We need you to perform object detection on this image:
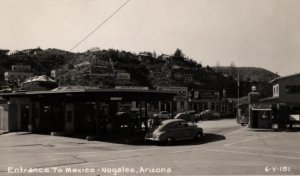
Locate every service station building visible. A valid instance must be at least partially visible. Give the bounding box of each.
[0,87,176,136]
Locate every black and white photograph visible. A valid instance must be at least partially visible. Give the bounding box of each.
[1,0,300,175]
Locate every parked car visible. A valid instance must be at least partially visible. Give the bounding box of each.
[195,110,220,120]
[153,111,171,119]
[238,115,249,126]
[115,111,141,128]
[145,119,204,145]
[174,111,198,122]
[149,111,172,128]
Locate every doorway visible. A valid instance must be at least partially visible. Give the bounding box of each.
[21,105,30,131]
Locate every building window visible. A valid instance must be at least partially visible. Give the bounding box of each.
[180,101,185,109]
[203,102,208,110]
[286,85,300,94]
[273,84,279,97]
[211,102,215,111]
[198,104,203,112]
[222,103,227,112]
[216,103,221,112]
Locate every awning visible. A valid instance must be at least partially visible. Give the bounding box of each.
[260,96,279,103]
[251,108,272,111]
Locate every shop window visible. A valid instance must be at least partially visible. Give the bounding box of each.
[67,111,73,122]
[221,103,227,112]
[180,101,185,109]
[43,106,51,113]
[173,101,177,112]
[154,102,159,109]
[198,104,202,112]
[211,102,215,111]
[148,103,154,111]
[135,101,140,108]
[203,103,208,110]
[98,106,108,119]
[286,85,300,94]
[216,103,221,112]
[273,84,279,97]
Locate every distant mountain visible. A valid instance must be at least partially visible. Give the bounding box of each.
[213,66,278,82]
[213,66,278,97]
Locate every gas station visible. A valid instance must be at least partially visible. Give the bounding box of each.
[0,87,176,136]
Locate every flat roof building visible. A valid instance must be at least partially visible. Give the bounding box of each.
[0,88,176,136]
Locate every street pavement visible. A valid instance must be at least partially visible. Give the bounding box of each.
[0,119,300,175]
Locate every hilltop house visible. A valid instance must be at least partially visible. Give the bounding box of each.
[4,65,34,86]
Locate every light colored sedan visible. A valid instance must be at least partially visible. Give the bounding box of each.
[145,119,204,145]
[196,110,220,120]
[153,111,171,119]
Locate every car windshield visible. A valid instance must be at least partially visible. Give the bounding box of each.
[148,122,164,132]
[174,113,183,118]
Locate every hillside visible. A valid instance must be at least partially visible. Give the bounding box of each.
[0,48,75,86]
[0,48,277,98]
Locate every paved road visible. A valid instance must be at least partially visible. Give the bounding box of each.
[0,119,300,175]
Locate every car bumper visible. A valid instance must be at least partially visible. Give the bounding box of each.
[145,137,160,142]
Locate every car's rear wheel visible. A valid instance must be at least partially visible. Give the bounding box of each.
[195,132,203,141]
[166,137,174,145]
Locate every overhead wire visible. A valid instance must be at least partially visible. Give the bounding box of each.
[69,0,131,52]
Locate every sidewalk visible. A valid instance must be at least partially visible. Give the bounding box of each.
[0,130,8,135]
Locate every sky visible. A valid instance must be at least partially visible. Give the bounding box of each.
[1,0,300,76]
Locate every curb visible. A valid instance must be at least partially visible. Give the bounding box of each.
[0,131,9,135]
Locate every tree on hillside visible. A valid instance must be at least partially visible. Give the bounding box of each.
[214,61,221,73]
[152,50,157,58]
[173,48,185,62]
[0,49,9,57]
[228,61,238,79]
[174,48,184,58]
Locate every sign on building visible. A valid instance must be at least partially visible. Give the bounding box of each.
[156,86,188,99]
[116,72,130,80]
[115,86,149,90]
[193,89,219,100]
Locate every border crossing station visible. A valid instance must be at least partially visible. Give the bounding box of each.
[237,73,300,130]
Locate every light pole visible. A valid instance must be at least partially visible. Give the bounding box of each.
[237,70,240,123]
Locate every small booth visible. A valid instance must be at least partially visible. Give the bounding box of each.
[248,103,272,129]
[237,86,272,129]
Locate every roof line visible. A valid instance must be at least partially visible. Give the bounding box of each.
[270,73,300,83]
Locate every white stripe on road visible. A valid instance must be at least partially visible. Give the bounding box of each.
[228,145,300,155]
[224,128,242,136]
[0,146,171,169]
[207,148,300,161]
[223,133,282,147]
[0,156,77,167]
[43,146,209,168]
[0,146,166,157]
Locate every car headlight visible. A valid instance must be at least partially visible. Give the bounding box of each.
[153,132,163,140]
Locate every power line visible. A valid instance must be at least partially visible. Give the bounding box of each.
[70,0,131,52]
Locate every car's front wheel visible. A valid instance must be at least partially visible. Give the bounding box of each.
[166,137,174,145]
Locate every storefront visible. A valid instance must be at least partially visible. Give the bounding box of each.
[191,89,234,116]
[0,88,176,135]
[156,86,189,114]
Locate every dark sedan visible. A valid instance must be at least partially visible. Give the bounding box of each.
[145,119,204,145]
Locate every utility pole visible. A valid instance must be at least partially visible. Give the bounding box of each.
[108,57,111,88]
[237,70,240,123]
